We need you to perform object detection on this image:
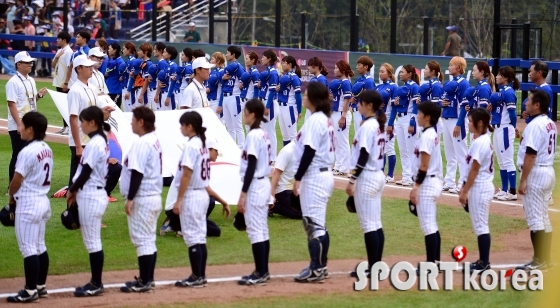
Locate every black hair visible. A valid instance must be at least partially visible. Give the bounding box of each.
[283,55,302,78]
[21,112,47,141]
[244,99,268,130]
[192,48,205,59]
[109,42,121,57]
[165,46,178,60]
[262,49,277,65]
[57,31,71,43]
[529,89,551,115]
[179,112,206,148]
[182,47,193,62]
[358,90,386,132]
[76,30,91,42]
[154,42,166,54]
[531,60,549,78]
[308,56,328,76]
[498,66,520,90]
[402,64,420,84]
[79,106,110,142]
[132,106,156,133]
[226,45,241,59]
[306,82,331,117]
[417,101,441,126]
[469,108,493,134]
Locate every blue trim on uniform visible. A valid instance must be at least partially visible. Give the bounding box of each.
[171,96,176,110]
[289,106,296,125]
[409,115,417,136]
[503,126,509,150]
[460,123,466,140]
[143,91,148,105]
[270,101,275,120]
[236,96,242,114]
[158,91,163,108]
[500,170,508,192]
[131,89,136,106]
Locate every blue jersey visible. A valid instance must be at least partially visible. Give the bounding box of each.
[70,45,90,63]
[240,66,260,99]
[352,74,376,107]
[522,83,554,122]
[126,58,147,92]
[309,74,328,88]
[329,78,352,112]
[258,66,279,110]
[180,62,193,91]
[118,55,135,89]
[388,81,419,126]
[106,56,124,95]
[490,84,517,126]
[470,79,492,109]
[221,61,245,95]
[156,59,171,93]
[441,75,469,119]
[376,80,398,114]
[99,54,108,75]
[147,65,158,90]
[277,71,302,103]
[208,68,224,100]
[418,78,444,105]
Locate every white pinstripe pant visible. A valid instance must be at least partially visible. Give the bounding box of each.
[355,170,385,233]
[128,195,162,256]
[180,189,210,247]
[77,188,109,253]
[417,177,442,235]
[245,178,271,244]
[331,111,352,173]
[300,170,334,238]
[523,166,555,232]
[15,196,51,258]
[468,182,494,235]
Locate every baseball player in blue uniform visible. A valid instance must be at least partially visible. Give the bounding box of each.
[127,44,152,110]
[468,61,494,111]
[277,55,302,145]
[346,90,387,278]
[459,108,495,273]
[152,42,168,110]
[120,42,136,112]
[208,52,225,117]
[240,51,261,101]
[106,42,125,108]
[377,63,399,183]
[420,61,444,134]
[522,60,554,122]
[66,106,111,297]
[489,66,519,201]
[351,56,376,133]
[293,82,335,283]
[330,60,353,176]
[6,112,52,303]
[158,46,178,110]
[237,99,272,286]
[516,89,556,270]
[258,50,280,164]
[168,48,193,108]
[306,56,329,120]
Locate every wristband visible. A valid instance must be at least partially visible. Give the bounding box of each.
[415,170,427,185]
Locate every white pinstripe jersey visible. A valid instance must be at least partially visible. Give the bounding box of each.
[413,126,442,175]
[174,136,209,190]
[517,114,557,167]
[240,128,271,178]
[350,117,384,171]
[14,140,53,198]
[293,111,335,172]
[120,132,163,197]
[467,134,494,184]
[73,134,109,188]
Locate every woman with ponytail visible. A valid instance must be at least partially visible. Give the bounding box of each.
[258,49,279,163]
[277,55,303,145]
[237,99,272,286]
[173,111,210,288]
[376,63,399,183]
[66,106,111,297]
[307,56,329,121]
[346,90,387,278]
[421,61,445,134]
[469,61,495,110]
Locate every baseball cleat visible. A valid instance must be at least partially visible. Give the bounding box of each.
[548,197,554,206]
[469,260,491,274]
[176,231,183,237]
[159,219,174,236]
[56,127,69,135]
[74,282,104,297]
[294,267,325,283]
[125,277,155,288]
[448,187,461,194]
[395,180,404,185]
[238,272,269,286]
[175,275,205,288]
[332,169,345,176]
[6,289,39,303]
[385,176,395,183]
[350,269,370,278]
[497,192,517,201]
[121,277,153,293]
[494,190,506,199]
[516,257,547,271]
[442,185,453,191]
[37,286,48,298]
[400,180,414,187]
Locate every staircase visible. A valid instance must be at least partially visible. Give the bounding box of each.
[130,0,231,42]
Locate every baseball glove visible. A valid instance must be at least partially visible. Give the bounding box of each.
[408,200,418,217]
[290,193,301,212]
[462,200,469,213]
[61,203,80,230]
[233,212,246,231]
[346,196,356,213]
[0,203,16,227]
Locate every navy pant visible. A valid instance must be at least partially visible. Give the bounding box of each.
[272,190,303,219]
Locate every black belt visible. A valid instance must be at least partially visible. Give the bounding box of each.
[398,112,408,117]
[149,87,157,91]
[80,186,103,191]
[319,167,328,172]
[242,98,248,102]
[278,102,290,106]
[223,92,233,97]
[443,117,457,120]
[538,165,552,167]
[492,124,500,128]
[256,176,265,179]
[412,175,437,181]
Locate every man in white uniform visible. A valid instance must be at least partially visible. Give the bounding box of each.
[52,31,73,135]
[180,57,213,109]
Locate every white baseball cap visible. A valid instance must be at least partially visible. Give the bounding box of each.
[14,51,36,63]
[7,0,15,4]
[192,57,214,70]
[88,47,105,58]
[73,54,97,67]
[206,137,220,153]
[188,22,195,27]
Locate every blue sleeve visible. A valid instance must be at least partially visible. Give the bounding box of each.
[240,72,251,86]
[99,59,108,75]
[218,90,224,107]
[409,113,417,127]
[266,91,275,109]
[365,78,375,90]
[269,72,279,88]
[292,76,302,93]
[127,72,134,92]
[342,80,352,99]
[321,76,329,88]
[388,107,397,127]
[521,98,527,113]
[295,92,302,114]
[225,63,237,76]
[167,81,176,98]
[457,106,467,127]
[456,81,470,126]
[432,85,443,105]
[508,109,517,128]
[477,87,491,108]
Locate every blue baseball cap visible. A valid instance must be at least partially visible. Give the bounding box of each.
[446,25,457,31]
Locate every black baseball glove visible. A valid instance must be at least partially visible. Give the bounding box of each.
[0,203,16,227]
[233,211,246,231]
[408,200,418,217]
[346,196,356,213]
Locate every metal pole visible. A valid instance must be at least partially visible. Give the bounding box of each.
[390,0,397,53]
[209,0,215,44]
[423,17,430,55]
[350,0,358,51]
[300,12,306,49]
[511,18,517,58]
[552,69,558,121]
[251,0,256,43]
[521,22,530,103]
[165,12,171,42]
[491,0,501,79]
[275,0,281,47]
[63,0,69,32]
[227,0,232,44]
[151,1,157,41]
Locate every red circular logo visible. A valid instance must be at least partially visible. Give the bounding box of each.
[452,246,467,262]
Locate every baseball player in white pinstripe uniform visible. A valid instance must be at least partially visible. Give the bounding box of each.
[346,91,387,278]
[119,106,162,293]
[237,99,272,286]
[293,82,335,283]
[409,101,443,268]
[66,106,110,297]
[459,108,495,273]
[173,111,211,288]
[516,89,557,271]
[7,112,52,303]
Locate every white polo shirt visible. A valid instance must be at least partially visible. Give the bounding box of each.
[53,45,73,88]
[89,69,109,95]
[6,72,38,131]
[67,46,89,88]
[67,79,106,147]
[181,78,209,109]
[274,141,296,193]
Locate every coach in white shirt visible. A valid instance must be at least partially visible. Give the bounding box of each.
[52,31,74,134]
[88,47,109,95]
[6,51,47,185]
[269,140,302,219]
[179,57,213,109]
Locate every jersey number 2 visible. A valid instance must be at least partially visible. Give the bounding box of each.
[43,163,51,186]
[200,159,211,180]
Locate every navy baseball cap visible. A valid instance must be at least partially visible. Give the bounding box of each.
[446,25,458,31]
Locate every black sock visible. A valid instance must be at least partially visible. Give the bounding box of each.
[307,237,322,270]
[377,228,385,262]
[188,244,202,278]
[138,255,152,282]
[251,241,266,276]
[24,255,39,290]
[543,232,553,263]
[200,244,208,277]
[532,230,545,261]
[264,240,270,273]
[435,231,441,261]
[530,230,537,259]
[89,250,104,286]
[424,233,438,263]
[151,252,157,281]
[320,232,330,267]
[364,231,379,269]
[477,234,491,265]
[38,251,49,286]
[509,188,517,195]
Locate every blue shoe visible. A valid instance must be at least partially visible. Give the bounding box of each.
[294,267,325,283]
[159,219,174,236]
[74,282,104,297]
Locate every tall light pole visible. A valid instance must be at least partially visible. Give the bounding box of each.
[251,0,256,43]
